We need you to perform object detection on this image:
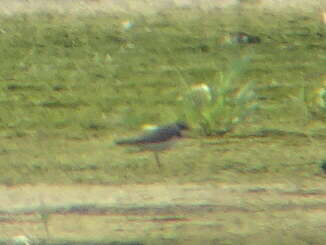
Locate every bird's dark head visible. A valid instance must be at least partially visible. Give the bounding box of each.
[175,121,189,131]
[321,160,326,174]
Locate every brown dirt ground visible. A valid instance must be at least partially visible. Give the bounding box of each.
[0,0,324,16]
[1,180,326,241]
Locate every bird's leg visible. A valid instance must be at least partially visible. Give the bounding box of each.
[154,152,161,168]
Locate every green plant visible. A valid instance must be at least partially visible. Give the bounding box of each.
[295,83,326,122]
[308,87,326,121]
[180,57,258,136]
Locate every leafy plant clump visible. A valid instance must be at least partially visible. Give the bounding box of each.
[180,57,258,136]
[302,85,326,121]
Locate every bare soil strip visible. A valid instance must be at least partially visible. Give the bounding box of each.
[0,0,323,16]
[1,183,326,241]
[1,183,326,213]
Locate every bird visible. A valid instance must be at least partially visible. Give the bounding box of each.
[321,160,326,174]
[115,122,189,167]
[227,32,261,44]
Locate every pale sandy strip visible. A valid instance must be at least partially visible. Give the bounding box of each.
[0,0,324,16]
[0,182,325,212]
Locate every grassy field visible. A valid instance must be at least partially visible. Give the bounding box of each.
[0,0,325,244]
[0,1,324,184]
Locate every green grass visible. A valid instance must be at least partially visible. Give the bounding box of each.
[0,3,325,185]
[0,2,326,244]
[0,8,323,133]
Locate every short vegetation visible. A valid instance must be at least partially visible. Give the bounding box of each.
[0,0,326,244]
